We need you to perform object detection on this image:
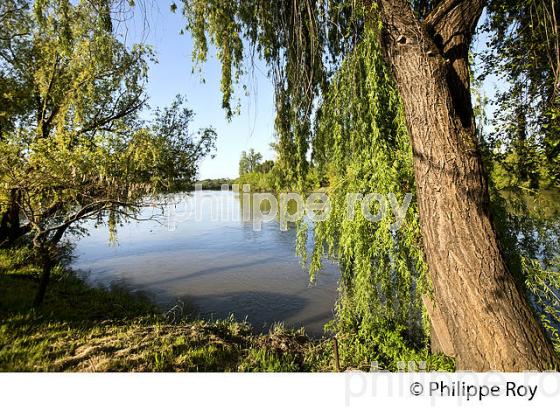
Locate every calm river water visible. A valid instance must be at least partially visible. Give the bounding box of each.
[73,190,340,336]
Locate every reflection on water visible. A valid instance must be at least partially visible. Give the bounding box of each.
[73,190,340,336]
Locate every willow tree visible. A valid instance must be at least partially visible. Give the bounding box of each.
[0,0,216,305]
[179,0,559,370]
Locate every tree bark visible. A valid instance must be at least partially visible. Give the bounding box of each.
[32,226,68,307]
[377,0,559,370]
[34,256,52,307]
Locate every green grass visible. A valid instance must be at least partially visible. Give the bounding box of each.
[0,249,334,372]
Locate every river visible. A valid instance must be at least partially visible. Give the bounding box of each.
[73,190,340,336]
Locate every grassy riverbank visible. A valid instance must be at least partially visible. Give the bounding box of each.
[0,250,333,372]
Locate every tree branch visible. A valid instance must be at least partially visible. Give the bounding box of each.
[377,0,485,131]
[424,0,485,46]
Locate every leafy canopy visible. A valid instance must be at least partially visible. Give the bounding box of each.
[0,0,216,260]
[179,0,560,367]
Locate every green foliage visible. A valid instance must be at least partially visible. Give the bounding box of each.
[237,148,289,191]
[332,323,454,371]
[306,22,436,369]
[0,246,38,273]
[180,0,560,368]
[181,1,453,368]
[197,178,235,190]
[486,181,560,354]
[479,0,560,186]
[182,1,449,190]
[238,148,263,176]
[473,24,560,354]
[148,95,217,192]
[236,171,277,192]
[0,1,216,275]
[182,0,372,189]
[255,159,274,174]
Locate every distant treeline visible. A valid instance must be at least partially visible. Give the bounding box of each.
[196,178,235,190]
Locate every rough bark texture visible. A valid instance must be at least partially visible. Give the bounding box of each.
[377,0,559,370]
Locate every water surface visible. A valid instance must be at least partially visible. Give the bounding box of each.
[73,190,339,336]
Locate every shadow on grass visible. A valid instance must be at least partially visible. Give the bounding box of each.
[0,272,157,325]
[0,256,331,372]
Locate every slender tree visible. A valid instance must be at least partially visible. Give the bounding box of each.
[239,148,264,175]
[239,151,249,176]
[246,148,263,172]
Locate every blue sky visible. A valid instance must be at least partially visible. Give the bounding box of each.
[117,4,276,180]
[117,5,500,180]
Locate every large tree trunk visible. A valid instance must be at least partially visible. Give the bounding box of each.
[377,0,559,370]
